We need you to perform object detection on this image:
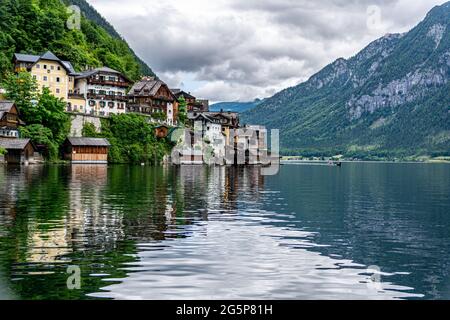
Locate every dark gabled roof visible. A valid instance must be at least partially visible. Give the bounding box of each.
[0,138,32,150]
[14,53,40,63]
[62,61,77,74]
[171,89,196,100]
[129,78,176,100]
[14,51,73,74]
[192,113,220,124]
[66,137,111,147]
[40,51,60,61]
[75,67,131,83]
[0,101,16,119]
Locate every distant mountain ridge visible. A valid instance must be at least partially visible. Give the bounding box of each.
[242,2,450,159]
[210,99,264,113]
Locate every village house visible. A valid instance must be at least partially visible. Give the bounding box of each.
[192,113,226,164]
[128,77,179,126]
[72,67,131,116]
[0,138,37,164]
[236,125,268,165]
[13,51,77,103]
[63,137,110,164]
[0,101,22,138]
[171,89,209,112]
[189,111,240,147]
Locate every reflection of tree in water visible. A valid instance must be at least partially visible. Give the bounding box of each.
[0,164,266,299]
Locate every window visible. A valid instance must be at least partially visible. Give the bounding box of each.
[43,65,47,69]
[36,64,40,69]
[57,66,61,71]
[100,101,106,108]
[51,66,54,70]
[43,76,48,81]
[56,88,60,94]
[32,75,37,80]
[69,77,73,82]
[109,76,116,81]
[108,102,114,108]
[56,77,60,83]
[89,100,96,106]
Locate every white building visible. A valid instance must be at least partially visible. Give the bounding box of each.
[71,67,132,117]
[193,113,226,165]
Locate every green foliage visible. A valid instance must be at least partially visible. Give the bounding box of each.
[3,72,70,160]
[20,124,58,160]
[0,147,6,155]
[81,122,99,138]
[151,111,166,121]
[0,0,154,80]
[2,72,38,113]
[96,114,171,164]
[177,96,188,125]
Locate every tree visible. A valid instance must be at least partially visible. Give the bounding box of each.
[34,87,71,145]
[0,147,6,155]
[3,73,70,160]
[20,124,58,160]
[2,72,38,119]
[82,122,99,137]
[178,95,188,125]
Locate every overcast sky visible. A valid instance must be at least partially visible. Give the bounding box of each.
[87,0,447,102]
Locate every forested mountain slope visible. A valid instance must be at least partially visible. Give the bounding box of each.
[0,0,155,81]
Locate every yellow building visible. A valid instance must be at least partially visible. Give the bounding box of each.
[13,51,85,111]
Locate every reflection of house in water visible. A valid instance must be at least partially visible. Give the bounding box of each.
[67,164,125,251]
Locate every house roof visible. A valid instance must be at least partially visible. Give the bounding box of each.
[129,78,176,100]
[0,138,31,150]
[0,101,15,119]
[66,137,111,147]
[192,113,221,124]
[75,67,131,83]
[170,89,196,100]
[14,51,74,74]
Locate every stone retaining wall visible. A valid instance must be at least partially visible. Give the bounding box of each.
[70,114,103,137]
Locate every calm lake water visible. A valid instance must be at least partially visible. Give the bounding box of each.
[0,163,449,300]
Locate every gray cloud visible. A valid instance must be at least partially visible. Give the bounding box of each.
[88,0,447,102]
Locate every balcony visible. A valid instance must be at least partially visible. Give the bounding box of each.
[68,93,85,100]
[87,78,130,87]
[87,93,128,102]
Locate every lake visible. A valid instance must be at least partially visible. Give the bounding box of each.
[0,163,449,300]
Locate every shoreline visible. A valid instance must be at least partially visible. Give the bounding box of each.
[281,159,450,165]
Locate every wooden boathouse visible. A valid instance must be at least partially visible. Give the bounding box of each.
[64,137,110,164]
[0,138,37,164]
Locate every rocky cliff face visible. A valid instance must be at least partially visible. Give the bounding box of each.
[242,2,450,158]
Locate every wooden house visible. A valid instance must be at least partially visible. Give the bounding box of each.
[171,90,209,112]
[0,101,22,138]
[128,77,178,125]
[64,137,110,164]
[0,138,37,164]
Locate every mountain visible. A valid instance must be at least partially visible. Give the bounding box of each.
[210,99,264,113]
[242,2,450,159]
[0,0,155,81]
